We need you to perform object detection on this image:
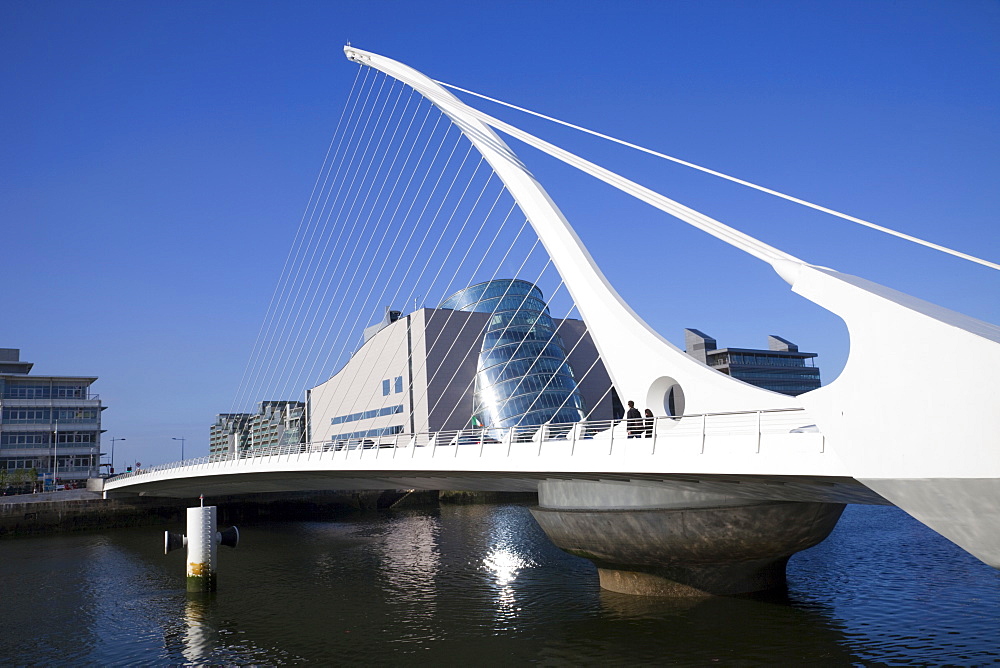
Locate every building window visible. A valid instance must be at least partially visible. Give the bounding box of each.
[331,404,404,426]
[382,379,390,396]
[57,433,94,444]
[2,408,50,423]
[327,425,404,443]
[2,459,40,469]
[1,383,87,399]
[1,433,48,446]
[55,409,98,422]
[394,376,403,393]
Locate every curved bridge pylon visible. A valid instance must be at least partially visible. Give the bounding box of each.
[341,46,1000,570]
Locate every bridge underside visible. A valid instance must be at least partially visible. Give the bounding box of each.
[108,470,888,506]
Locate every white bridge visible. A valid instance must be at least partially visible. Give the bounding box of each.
[106,410,870,500]
[105,46,1000,581]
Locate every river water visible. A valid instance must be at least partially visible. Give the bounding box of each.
[0,503,997,666]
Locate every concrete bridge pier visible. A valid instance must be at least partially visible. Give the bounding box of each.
[530,480,844,597]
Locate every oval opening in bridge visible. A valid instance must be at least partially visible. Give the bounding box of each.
[646,376,685,424]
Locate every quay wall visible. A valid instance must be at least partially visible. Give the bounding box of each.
[0,489,537,537]
[0,494,188,537]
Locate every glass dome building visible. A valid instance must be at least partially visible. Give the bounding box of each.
[438,279,587,431]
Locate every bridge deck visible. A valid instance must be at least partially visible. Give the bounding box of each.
[104,413,884,505]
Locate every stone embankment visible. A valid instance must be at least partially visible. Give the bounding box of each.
[0,490,188,536]
[0,487,537,537]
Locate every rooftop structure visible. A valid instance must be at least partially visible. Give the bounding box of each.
[684,329,821,396]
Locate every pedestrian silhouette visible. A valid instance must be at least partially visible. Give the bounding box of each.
[626,401,642,438]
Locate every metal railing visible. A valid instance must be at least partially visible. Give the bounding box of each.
[0,393,101,400]
[106,408,820,483]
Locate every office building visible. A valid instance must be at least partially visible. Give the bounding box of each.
[0,348,104,486]
[684,329,821,395]
[209,412,252,459]
[440,279,587,430]
[210,401,304,459]
[308,279,613,444]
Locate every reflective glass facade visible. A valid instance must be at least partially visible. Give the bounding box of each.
[439,279,586,430]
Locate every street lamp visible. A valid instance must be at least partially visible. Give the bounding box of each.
[52,418,59,489]
[172,437,186,461]
[109,437,126,475]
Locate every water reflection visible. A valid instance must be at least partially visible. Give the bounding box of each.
[480,508,539,629]
[0,504,996,665]
[483,546,532,586]
[377,513,441,629]
[788,505,1000,665]
[180,595,213,663]
[483,546,533,626]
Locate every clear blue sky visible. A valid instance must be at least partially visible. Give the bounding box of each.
[2,1,997,468]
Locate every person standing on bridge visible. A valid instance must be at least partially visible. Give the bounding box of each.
[626,401,642,438]
[644,408,654,438]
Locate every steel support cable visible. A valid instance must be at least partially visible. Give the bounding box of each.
[260,78,408,401]
[413,86,797,266]
[472,279,576,426]
[262,75,396,398]
[429,255,557,433]
[333,146,485,422]
[329,145,482,421]
[427,251,554,432]
[280,88,423,400]
[408,157,492,305]
[270,83,415,403]
[324,126,467,376]
[234,70,388,412]
[318,196,523,443]
[487,111,794,266]
[305,101,440,391]
[549,330,611,422]
[240,70,389,411]
[339,158,502,422]
[286,83,434,408]
[308,124,468,426]
[395,203,525,434]
[229,64,367,415]
[310,109,450,405]
[291,93,432,398]
[427,184,509,307]
[288,66,376,301]
[340,161,501,407]
[399,215,532,433]
[373,139,473,301]
[507,292,592,426]
[290,81,419,336]
[256,74,400,402]
[438,80,1000,272]
[303,120,456,418]
[385,186,512,406]
[584,383,616,422]
[229,64,366,413]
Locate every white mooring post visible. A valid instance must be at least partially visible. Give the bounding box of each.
[186,505,217,592]
[165,497,239,592]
